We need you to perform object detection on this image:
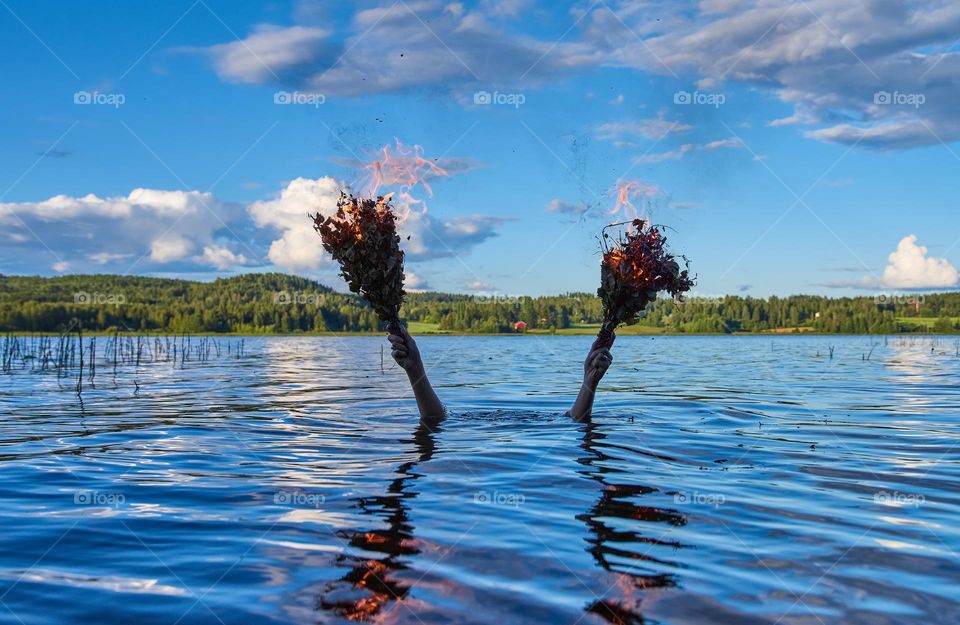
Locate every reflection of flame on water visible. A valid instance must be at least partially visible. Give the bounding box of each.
[318,421,439,622]
[609,180,662,226]
[577,422,686,625]
[354,139,448,224]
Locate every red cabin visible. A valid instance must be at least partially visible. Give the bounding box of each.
[513,321,528,332]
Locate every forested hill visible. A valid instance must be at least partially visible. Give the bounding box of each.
[1,273,958,334]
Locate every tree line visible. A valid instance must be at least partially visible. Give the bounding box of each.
[1,273,957,334]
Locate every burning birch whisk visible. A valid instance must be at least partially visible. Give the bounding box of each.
[593,219,694,350]
[312,192,407,333]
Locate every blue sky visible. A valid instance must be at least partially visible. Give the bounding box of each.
[1,0,958,297]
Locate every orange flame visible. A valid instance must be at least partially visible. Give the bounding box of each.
[356,139,448,224]
[609,180,661,223]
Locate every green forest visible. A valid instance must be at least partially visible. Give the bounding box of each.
[1,273,958,335]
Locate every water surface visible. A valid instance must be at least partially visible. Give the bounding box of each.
[1,335,958,624]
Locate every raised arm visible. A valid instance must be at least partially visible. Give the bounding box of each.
[566,346,613,421]
[388,325,445,421]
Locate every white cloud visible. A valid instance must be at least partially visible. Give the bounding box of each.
[197,1,960,149]
[595,117,690,143]
[1,188,247,273]
[52,261,70,273]
[199,245,250,270]
[150,236,192,263]
[634,144,695,164]
[882,234,959,289]
[1,176,506,276]
[405,272,432,291]
[545,198,589,216]
[88,252,132,264]
[466,280,497,292]
[703,137,743,150]
[633,137,742,164]
[828,235,959,290]
[393,211,504,260]
[248,176,341,271]
[583,0,960,149]
[204,1,589,97]
[0,189,210,224]
[208,25,330,84]
[482,0,533,17]
[247,177,506,271]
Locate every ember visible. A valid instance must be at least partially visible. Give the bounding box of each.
[593,219,694,350]
[312,192,406,333]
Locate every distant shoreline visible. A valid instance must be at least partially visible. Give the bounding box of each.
[2,273,957,336]
[3,330,956,337]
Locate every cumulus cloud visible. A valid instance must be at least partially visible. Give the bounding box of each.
[248,176,341,271]
[882,235,959,289]
[405,272,432,291]
[0,188,253,274]
[199,245,250,270]
[465,280,497,292]
[248,177,507,268]
[1,175,506,277]
[828,235,959,290]
[150,236,193,263]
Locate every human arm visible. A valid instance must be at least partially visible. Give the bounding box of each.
[388,325,445,420]
[566,347,613,421]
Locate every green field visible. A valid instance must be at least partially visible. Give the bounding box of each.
[402,321,666,336]
[405,321,449,334]
[528,323,665,336]
[897,316,960,331]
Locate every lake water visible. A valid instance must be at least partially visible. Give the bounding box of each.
[0,335,958,624]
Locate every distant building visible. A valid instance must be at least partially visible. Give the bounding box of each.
[513,321,528,332]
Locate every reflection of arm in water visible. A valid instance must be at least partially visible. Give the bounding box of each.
[319,416,443,620]
[567,347,613,421]
[388,325,445,420]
